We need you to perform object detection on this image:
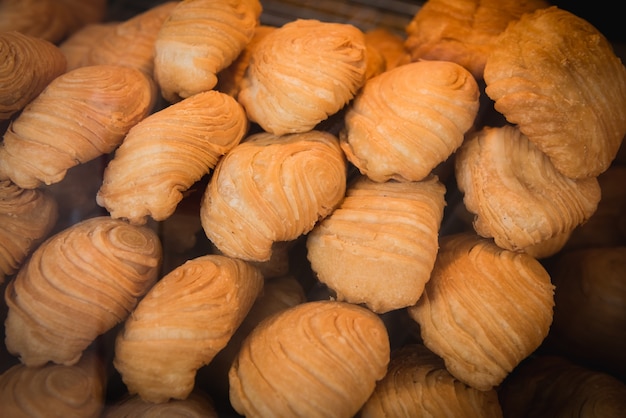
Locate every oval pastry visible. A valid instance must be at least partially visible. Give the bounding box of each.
[97,90,248,225]
[200,130,347,262]
[340,60,479,183]
[4,216,162,367]
[228,300,390,418]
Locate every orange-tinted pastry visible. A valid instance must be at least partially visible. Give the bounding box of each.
[4,216,162,367]
[237,18,368,135]
[0,65,156,189]
[359,344,503,418]
[404,0,549,79]
[229,300,390,418]
[340,60,479,183]
[364,28,410,71]
[0,180,58,281]
[103,390,218,418]
[0,31,67,121]
[407,232,555,391]
[200,130,347,262]
[306,175,446,313]
[59,23,117,71]
[0,350,106,418]
[153,0,262,103]
[483,6,626,179]
[455,125,601,252]
[96,90,248,225]
[113,254,263,403]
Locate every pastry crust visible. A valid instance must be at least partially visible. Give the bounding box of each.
[306,175,446,313]
[407,232,555,391]
[228,300,390,418]
[200,130,347,262]
[364,28,410,71]
[103,390,218,418]
[0,65,156,189]
[113,254,263,403]
[455,125,601,252]
[97,90,248,225]
[237,18,368,135]
[483,6,626,178]
[4,216,162,367]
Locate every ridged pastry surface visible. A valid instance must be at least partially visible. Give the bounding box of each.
[340,60,479,183]
[200,130,347,262]
[103,390,218,418]
[4,216,162,367]
[228,300,390,418]
[306,175,446,313]
[96,90,248,225]
[407,232,555,391]
[113,254,264,403]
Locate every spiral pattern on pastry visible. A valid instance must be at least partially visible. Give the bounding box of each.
[0,65,156,189]
[103,390,218,418]
[455,125,601,252]
[229,300,390,418]
[153,0,262,103]
[0,180,58,280]
[340,60,479,183]
[0,31,67,121]
[407,232,555,391]
[360,344,503,418]
[237,18,368,135]
[201,130,347,262]
[97,90,248,225]
[306,175,446,313]
[113,255,263,403]
[4,216,162,367]
[483,6,626,179]
[0,351,106,418]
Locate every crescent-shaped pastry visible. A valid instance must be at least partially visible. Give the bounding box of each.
[0,350,106,418]
[0,180,58,281]
[404,0,549,79]
[455,125,601,252]
[228,300,390,418]
[407,232,555,391]
[483,6,626,179]
[237,18,368,135]
[59,23,118,71]
[306,175,446,314]
[153,0,262,103]
[0,31,67,121]
[340,60,479,183]
[4,216,162,367]
[96,90,248,225]
[364,28,411,72]
[498,355,626,418]
[200,130,347,262]
[359,344,503,418]
[103,390,218,418]
[0,64,156,189]
[113,254,263,403]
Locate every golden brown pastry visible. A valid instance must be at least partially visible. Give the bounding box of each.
[0,350,106,418]
[237,18,368,135]
[455,125,601,252]
[407,232,555,391]
[306,175,446,313]
[0,180,58,281]
[340,60,479,183]
[58,23,117,71]
[543,246,626,381]
[113,254,263,403]
[359,344,503,418]
[200,130,347,262]
[0,31,67,121]
[153,0,262,103]
[229,300,390,418]
[364,28,410,71]
[483,6,626,179]
[4,216,162,367]
[0,65,156,189]
[522,230,571,259]
[498,355,626,418]
[96,90,248,225]
[103,390,218,418]
[404,0,549,79]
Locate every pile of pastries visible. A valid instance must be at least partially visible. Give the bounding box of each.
[1,0,625,416]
